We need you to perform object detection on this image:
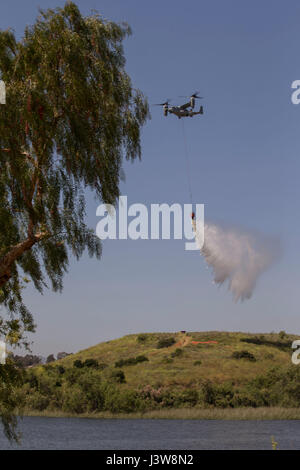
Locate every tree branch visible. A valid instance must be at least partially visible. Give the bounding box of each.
[0,230,47,287]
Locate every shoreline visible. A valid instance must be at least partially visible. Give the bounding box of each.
[22,407,300,420]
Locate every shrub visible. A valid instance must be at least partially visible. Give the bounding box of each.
[26,392,50,411]
[175,389,198,407]
[73,360,84,368]
[115,355,148,368]
[200,380,216,405]
[105,388,142,413]
[232,350,256,362]
[193,360,202,366]
[241,336,290,351]
[137,334,147,343]
[171,348,183,358]
[77,372,105,411]
[62,386,87,414]
[136,355,148,363]
[83,359,99,368]
[73,358,99,369]
[200,381,234,408]
[157,337,176,349]
[65,368,81,385]
[110,369,126,384]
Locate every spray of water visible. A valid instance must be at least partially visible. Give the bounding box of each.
[194,220,279,302]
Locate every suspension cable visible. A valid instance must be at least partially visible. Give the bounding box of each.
[181,119,193,204]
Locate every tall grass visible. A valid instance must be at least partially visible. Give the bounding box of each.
[24,407,300,420]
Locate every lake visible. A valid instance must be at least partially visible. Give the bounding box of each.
[0,417,299,450]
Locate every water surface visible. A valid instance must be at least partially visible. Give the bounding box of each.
[0,417,299,450]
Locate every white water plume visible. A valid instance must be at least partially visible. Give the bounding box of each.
[194,221,279,302]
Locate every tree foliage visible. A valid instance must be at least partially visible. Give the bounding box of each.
[14,362,300,416]
[0,360,24,442]
[0,1,149,342]
[0,1,149,440]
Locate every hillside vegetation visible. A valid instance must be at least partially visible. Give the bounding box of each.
[58,331,297,387]
[17,331,300,417]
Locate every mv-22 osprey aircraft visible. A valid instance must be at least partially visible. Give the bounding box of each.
[154,92,203,119]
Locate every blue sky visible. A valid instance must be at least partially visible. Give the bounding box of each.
[1,0,299,355]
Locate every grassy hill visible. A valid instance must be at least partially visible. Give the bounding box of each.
[20,330,300,419]
[58,330,297,389]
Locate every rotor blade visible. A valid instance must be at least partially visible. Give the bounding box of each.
[192,91,203,99]
[153,99,171,106]
[179,93,203,99]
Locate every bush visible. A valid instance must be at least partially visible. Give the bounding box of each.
[73,360,84,368]
[65,368,81,385]
[232,350,256,362]
[136,355,148,363]
[193,360,202,366]
[83,359,99,369]
[62,386,87,414]
[241,336,290,351]
[77,371,105,411]
[201,380,217,405]
[200,381,234,408]
[115,355,148,368]
[73,358,99,369]
[46,354,55,363]
[137,334,147,343]
[174,389,198,407]
[171,348,183,358]
[110,369,126,384]
[157,337,176,349]
[26,392,50,411]
[105,388,142,413]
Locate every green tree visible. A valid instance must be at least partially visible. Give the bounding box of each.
[0,361,25,442]
[0,1,149,440]
[46,354,55,363]
[0,1,149,342]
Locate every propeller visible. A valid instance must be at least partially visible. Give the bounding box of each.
[191,91,203,99]
[179,91,203,99]
[153,99,171,106]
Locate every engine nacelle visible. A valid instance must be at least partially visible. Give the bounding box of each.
[190,96,195,109]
